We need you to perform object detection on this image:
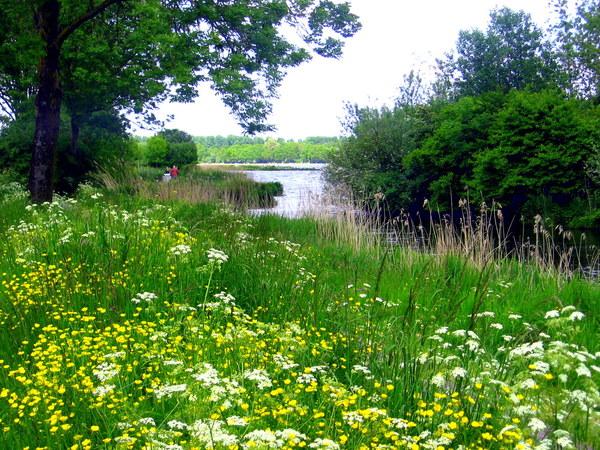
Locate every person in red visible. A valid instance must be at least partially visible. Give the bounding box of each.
[170,166,179,179]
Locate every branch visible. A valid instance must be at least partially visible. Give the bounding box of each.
[56,0,127,47]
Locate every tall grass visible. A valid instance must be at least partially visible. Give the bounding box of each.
[96,163,282,208]
[0,181,598,449]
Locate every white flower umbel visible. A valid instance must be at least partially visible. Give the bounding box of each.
[207,248,229,265]
[243,369,273,389]
[131,292,158,304]
[170,244,192,256]
[154,383,188,399]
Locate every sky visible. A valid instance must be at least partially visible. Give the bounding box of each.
[132,0,557,140]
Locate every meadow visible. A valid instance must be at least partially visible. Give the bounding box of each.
[0,173,598,450]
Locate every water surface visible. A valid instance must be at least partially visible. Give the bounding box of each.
[246,164,326,218]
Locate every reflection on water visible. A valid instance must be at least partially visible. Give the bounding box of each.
[246,164,327,218]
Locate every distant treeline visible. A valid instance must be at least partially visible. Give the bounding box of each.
[194,136,340,163]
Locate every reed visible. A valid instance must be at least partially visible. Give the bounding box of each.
[95,163,282,209]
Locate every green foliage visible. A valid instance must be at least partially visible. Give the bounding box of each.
[195,135,338,163]
[0,188,598,448]
[157,129,197,166]
[471,90,599,218]
[145,135,168,167]
[406,94,503,209]
[326,104,420,213]
[439,7,560,98]
[327,6,600,226]
[553,0,600,99]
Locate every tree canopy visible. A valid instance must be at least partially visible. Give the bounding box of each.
[0,0,360,201]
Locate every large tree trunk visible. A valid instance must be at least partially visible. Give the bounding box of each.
[29,1,62,203]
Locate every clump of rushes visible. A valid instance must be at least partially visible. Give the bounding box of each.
[0,184,598,449]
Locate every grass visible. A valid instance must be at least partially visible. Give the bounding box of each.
[0,178,598,450]
[96,163,283,209]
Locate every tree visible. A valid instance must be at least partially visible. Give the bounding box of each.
[145,135,168,167]
[326,103,424,213]
[553,0,600,100]
[405,94,504,209]
[438,7,560,98]
[0,0,360,202]
[158,129,197,166]
[471,89,599,218]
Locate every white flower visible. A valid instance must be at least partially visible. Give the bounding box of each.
[521,378,537,389]
[431,373,446,387]
[308,438,340,449]
[451,367,468,378]
[296,373,317,385]
[243,429,278,445]
[435,326,449,334]
[154,383,187,399]
[170,244,192,255]
[167,420,188,430]
[575,365,591,377]
[558,373,569,383]
[227,416,249,426]
[243,369,272,389]
[530,361,550,374]
[163,359,184,366]
[490,323,504,330]
[568,311,585,321]
[544,310,560,319]
[352,365,371,374]
[93,384,115,397]
[93,362,119,381]
[138,417,156,426]
[207,248,229,264]
[508,314,522,320]
[131,292,158,304]
[553,430,573,448]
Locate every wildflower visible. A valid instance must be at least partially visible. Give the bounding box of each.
[243,369,273,389]
[138,417,156,426]
[296,373,317,385]
[575,365,591,377]
[131,292,158,304]
[167,420,188,430]
[431,373,445,388]
[154,383,188,399]
[544,310,560,319]
[93,384,116,397]
[308,438,340,449]
[568,311,585,321]
[490,323,504,330]
[451,367,468,378]
[93,362,119,381]
[553,430,573,448]
[352,365,371,375]
[170,244,192,255]
[191,419,238,446]
[527,418,546,433]
[227,416,249,426]
[207,248,229,264]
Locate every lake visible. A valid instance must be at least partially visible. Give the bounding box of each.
[245,164,328,218]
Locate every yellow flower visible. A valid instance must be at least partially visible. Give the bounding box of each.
[90,425,100,432]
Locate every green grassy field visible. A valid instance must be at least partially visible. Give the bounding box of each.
[0,178,598,450]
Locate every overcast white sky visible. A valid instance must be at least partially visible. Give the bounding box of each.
[132,0,556,140]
